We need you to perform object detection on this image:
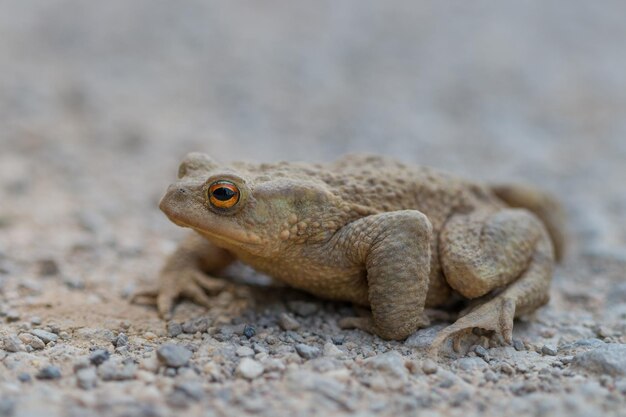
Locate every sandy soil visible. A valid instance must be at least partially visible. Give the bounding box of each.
[1,1,626,416]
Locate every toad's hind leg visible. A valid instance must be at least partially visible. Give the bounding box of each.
[491,183,566,261]
[430,209,554,353]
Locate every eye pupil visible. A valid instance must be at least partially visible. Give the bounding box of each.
[208,181,240,209]
[213,187,235,201]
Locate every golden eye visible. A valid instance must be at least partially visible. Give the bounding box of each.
[208,181,240,209]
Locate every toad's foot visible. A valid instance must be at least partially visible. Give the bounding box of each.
[131,269,227,319]
[428,296,515,355]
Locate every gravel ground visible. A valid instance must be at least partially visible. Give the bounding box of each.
[1,2,626,417]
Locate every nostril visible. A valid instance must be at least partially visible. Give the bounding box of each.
[177,188,186,194]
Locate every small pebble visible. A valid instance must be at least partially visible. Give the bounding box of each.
[30,329,58,344]
[287,301,319,317]
[115,346,128,356]
[323,342,344,357]
[295,343,321,360]
[139,355,160,373]
[451,390,471,407]
[253,343,268,354]
[37,365,62,380]
[137,370,157,383]
[422,359,438,375]
[89,349,110,366]
[19,333,45,350]
[595,325,612,339]
[243,325,256,339]
[63,275,85,289]
[157,343,193,368]
[515,363,529,373]
[37,259,59,276]
[437,371,456,389]
[114,332,129,347]
[73,358,91,371]
[18,323,32,332]
[404,325,445,349]
[174,381,204,401]
[167,322,183,338]
[236,346,255,357]
[500,363,515,375]
[456,357,488,372]
[76,367,98,390]
[3,335,25,352]
[484,370,499,382]
[48,324,61,334]
[366,351,408,377]
[513,339,525,351]
[19,280,43,296]
[167,391,190,409]
[262,358,286,373]
[17,373,31,383]
[474,345,489,358]
[542,344,558,356]
[236,358,264,379]
[278,313,300,331]
[6,310,20,322]
[30,316,42,325]
[182,317,209,334]
[98,361,137,381]
[561,338,606,352]
[221,323,247,337]
[331,335,345,345]
[572,344,626,376]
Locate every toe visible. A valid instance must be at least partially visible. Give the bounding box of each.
[157,291,176,320]
[429,323,468,355]
[428,332,450,356]
[131,292,158,306]
[452,328,473,353]
[428,297,517,354]
[182,282,214,310]
[499,298,515,344]
[193,273,227,294]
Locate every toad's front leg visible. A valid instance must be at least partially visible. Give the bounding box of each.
[334,210,433,340]
[133,233,235,319]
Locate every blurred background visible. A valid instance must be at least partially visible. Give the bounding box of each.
[1,4,626,415]
[1,0,626,262]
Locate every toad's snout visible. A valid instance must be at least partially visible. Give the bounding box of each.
[159,184,197,226]
[159,184,183,211]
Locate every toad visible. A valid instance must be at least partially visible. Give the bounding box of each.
[136,153,565,352]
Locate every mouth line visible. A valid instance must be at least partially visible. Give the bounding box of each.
[166,214,261,246]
